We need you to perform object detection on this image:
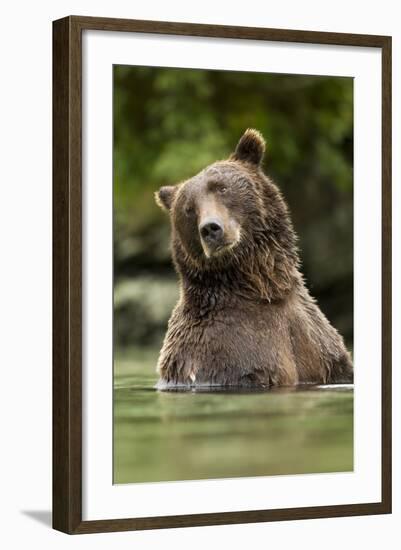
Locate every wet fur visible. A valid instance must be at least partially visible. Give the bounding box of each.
[155,130,353,388]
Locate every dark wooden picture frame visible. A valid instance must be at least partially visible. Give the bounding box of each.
[53,15,392,534]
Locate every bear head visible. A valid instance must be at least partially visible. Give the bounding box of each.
[155,129,300,301]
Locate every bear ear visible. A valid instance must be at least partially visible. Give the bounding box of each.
[231,128,266,166]
[155,185,176,212]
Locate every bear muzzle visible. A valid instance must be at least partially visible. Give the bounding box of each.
[199,217,239,258]
[200,218,223,241]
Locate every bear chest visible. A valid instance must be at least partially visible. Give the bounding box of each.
[162,301,295,386]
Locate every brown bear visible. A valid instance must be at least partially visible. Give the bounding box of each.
[155,129,353,388]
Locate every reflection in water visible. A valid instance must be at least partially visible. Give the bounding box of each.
[114,350,353,485]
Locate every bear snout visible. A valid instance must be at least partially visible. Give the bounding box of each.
[199,218,228,257]
[199,214,241,258]
[199,218,224,242]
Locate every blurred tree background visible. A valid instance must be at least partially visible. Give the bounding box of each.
[113,66,353,356]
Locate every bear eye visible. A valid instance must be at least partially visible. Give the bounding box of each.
[185,205,195,217]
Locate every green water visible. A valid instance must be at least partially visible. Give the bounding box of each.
[114,349,353,484]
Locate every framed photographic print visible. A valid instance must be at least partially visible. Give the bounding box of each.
[52,15,392,534]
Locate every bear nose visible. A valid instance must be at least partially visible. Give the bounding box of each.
[199,219,224,243]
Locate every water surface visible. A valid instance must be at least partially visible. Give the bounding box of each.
[114,349,353,484]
